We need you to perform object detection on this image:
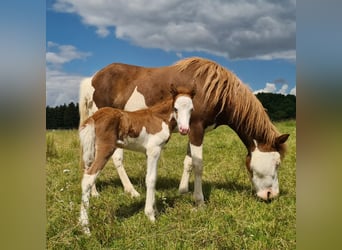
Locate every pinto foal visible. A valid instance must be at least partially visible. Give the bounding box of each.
[79,85,195,234]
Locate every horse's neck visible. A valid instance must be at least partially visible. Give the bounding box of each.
[227,116,279,152]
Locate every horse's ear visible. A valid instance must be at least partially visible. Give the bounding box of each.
[275,134,289,145]
[191,85,196,98]
[170,83,178,97]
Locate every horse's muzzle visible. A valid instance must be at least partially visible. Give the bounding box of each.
[257,189,279,201]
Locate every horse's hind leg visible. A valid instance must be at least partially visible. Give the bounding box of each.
[112,148,140,197]
[179,142,193,194]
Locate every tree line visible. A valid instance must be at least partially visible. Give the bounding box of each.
[46,93,296,129]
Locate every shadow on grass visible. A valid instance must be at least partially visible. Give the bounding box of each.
[93,175,259,219]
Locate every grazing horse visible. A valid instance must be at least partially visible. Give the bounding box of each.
[79,84,195,234]
[79,57,289,205]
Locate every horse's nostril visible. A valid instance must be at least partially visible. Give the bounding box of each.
[267,191,271,200]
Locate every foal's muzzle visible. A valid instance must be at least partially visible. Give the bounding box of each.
[179,126,190,135]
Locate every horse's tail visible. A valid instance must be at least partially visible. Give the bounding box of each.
[79,77,94,126]
[79,120,96,169]
[79,76,96,169]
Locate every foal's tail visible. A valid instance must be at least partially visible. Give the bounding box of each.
[79,120,96,169]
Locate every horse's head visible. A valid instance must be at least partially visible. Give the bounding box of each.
[246,134,289,201]
[170,83,196,135]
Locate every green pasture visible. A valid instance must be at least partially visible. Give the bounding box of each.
[46,120,296,249]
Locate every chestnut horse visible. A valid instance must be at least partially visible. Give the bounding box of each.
[79,57,289,205]
[79,84,195,234]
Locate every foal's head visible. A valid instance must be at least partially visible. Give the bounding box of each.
[170,84,196,135]
[246,134,289,201]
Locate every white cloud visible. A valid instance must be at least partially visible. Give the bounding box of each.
[290,87,296,95]
[46,42,91,106]
[254,82,295,96]
[254,83,277,94]
[176,52,183,58]
[53,0,296,61]
[277,84,289,95]
[46,42,91,66]
[46,68,86,107]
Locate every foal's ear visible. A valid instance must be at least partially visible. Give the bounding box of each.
[170,83,178,97]
[275,134,290,145]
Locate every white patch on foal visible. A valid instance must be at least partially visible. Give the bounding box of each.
[124,86,147,111]
[118,122,170,153]
[250,140,281,200]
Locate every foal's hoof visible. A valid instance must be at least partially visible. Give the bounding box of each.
[126,189,140,198]
[82,226,91,236]
[178,187,189,194]
[91,190,100,197]
[147,215,156,222]
[145,209,156,222]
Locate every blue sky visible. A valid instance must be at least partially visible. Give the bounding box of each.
[46,0,296,107]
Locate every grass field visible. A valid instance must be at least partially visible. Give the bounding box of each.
[46,120,296,249]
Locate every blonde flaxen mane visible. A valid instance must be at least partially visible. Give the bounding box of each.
[174,57,280,145]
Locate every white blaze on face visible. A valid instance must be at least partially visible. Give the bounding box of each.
[124,86,148,111]
[250,145,281,200]
[173,95,193,135]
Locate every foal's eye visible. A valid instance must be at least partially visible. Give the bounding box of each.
[174,108,178,113]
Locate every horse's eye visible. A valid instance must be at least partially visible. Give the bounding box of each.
[174,108,178,113]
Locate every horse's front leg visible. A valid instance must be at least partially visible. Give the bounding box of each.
[179,142,192,194]
[112,148,140,197]
[190,143,204,206]
[144,146,161,222]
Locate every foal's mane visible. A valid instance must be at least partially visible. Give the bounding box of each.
[174,57,281,146]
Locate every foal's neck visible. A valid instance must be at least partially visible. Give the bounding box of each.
[149,98,174,121]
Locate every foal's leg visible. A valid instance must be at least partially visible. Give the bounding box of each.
[179,143,193,194]
[79,145,114,235]
[144,146,161,222]
[112,148,140,197]
[80,172,99,235]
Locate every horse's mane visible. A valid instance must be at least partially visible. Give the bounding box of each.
[174,57,281,145]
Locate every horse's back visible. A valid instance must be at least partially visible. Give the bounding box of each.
[92,63,151,109]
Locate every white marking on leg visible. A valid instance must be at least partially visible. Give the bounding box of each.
[124,86,147,111]
[179,155,192,193]
[79,172,99,235]
[112,148,140,197]
[144,146,161,222]
[190,144,204,205]
[90,184,99,197]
